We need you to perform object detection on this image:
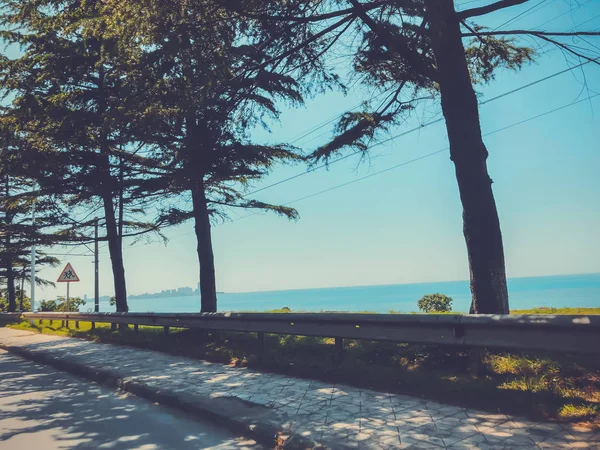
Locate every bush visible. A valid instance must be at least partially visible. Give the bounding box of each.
[39,297,85,312]
[0,295,31,312]
[417,293,453,313]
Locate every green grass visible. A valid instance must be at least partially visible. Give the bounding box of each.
[264,307,600,315]
[7,316,600,428]
[559,404,599,420]
[511,307,600,315]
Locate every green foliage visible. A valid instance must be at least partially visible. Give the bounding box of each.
[0,137,61,312]
[265,306,292,313]
[238,1,535,164]
[0,294,30,312]
[102,0,309,311]
[0,0,182,312]
[464,30,534,84]
[417,293,453,313]
[114,0,305,221]
[39,297,85,312]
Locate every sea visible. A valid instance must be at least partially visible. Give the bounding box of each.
[92,273,600,313]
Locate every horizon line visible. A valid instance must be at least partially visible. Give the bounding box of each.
[72,271,600,300]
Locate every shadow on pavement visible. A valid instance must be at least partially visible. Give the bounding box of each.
[0,351,261,450]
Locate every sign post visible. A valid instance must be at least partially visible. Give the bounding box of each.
[57,263,81,320]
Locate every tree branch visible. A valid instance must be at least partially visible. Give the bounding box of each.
[533,34,600,65]
[457,0,530,21]
[347,0,438,81]
[255,14,356,71]
[461,20,487,46]
[282,16,357,75]
[236,1,386,23]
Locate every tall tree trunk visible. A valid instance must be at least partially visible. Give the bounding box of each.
[4,178,16,312]
[97,56,127,313]
[184,105,217,312]
[5,236,16,313]
[425,0,509,314]
[102,191,128,312]
[118,154,124,240]
[19,274,24,311]
[191,180,217,312]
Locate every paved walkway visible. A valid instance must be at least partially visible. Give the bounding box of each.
[0,328,597,449]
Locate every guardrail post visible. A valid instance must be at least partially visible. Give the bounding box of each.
[134,324,139,333]
[65,319,69,328]
[469,348,484,377]
[75,321,79,329]
[334,337,344,363]
[258,332,265,361]
[111,323,117,331]
[164,326,169,335]
[49,319,53,326]
[91,322,95,330]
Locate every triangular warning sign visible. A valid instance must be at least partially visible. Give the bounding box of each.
[57,263,80,283]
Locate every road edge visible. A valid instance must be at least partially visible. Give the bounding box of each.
[0,341,326,450]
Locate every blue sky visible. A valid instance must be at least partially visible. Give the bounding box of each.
[21,0,600,301]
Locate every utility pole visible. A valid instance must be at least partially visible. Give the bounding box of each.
[94,217,99,313]
[19,276,24,311]
[30,196,36,314]
[30,246,35,312]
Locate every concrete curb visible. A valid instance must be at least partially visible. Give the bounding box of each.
[0,342,325,450]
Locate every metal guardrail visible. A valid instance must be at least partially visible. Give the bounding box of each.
[19,311,600,354]
[0,312,21,324]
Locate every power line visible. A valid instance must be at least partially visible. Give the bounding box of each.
[521,9,600,55]
[456,0,488,7]
[286,91,388,146]
[229,92,599,222]
[59,245,81,258]
[287,104,358,144]
[156,63,599,243]
[245,58,597,198]
[571,13,600,29]
[534,0,593,30]
[115,51,600,248]
[123,90,600,252]
[494,0,552,31]
[479,58,598,104]
[51,6,600,258]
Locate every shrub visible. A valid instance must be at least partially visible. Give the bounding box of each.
[417,293,453,313]
[39,297,85,312]
[0,295,31,312]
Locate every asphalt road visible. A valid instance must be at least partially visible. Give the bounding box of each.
[0,350,263,450]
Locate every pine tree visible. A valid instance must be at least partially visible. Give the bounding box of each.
[107,0,304,311]
[0,126,60,311]
[0,0,178,312]
[238,0,600,313]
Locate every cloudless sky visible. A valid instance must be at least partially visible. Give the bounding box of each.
[20,0,600,302]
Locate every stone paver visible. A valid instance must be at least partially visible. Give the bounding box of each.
[0,328,598,449]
